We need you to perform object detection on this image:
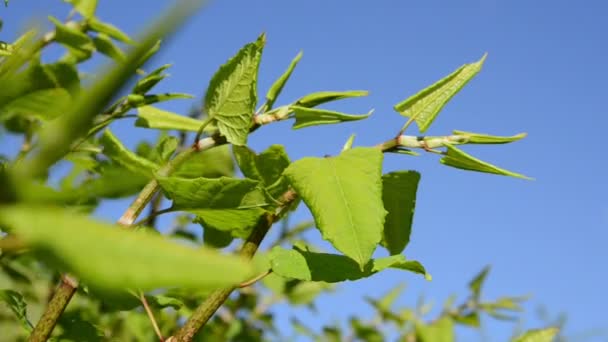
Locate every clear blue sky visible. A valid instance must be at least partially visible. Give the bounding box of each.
[2,0,607,340]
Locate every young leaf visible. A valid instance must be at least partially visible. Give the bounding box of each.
[265,51,302,110]
[284,147,385,268]
[453,130,527,144]
[92,33,125,61]
[155,135,179,162]
[0,88,71,121]
[204,34,265,145]
[441,143,531,179]
[132,64,171,94]
[268,246,429,282]
[295,90,368,108]
[48,16,95,62]
[233,144,290,186]
[136,105,211,132]
[0,205,254,291]
[291,106,372,130]
[342,134,356,151]
[381,171,420,255]
[64,0,98,19]
[0,289,33,332]
[469,265,490,301]
[415,317,455,342]
[99,129,159,177]
[157,176,268,238]
[512,327,559,342]
[366,284,406,313]
[395,54,487,133]
[87,17,134,44]
[128,93,193,107]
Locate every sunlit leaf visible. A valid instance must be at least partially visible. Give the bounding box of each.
[454,130,527,144]
[100,129,158,177]
[173,145,234,179]
[233,145,290,198]
[395,54,487,133]
[296,90,368,108]
[48,16,95,63]
[512,327,559,342]
[265,51,302,110]
[381,171,420,255]
[128,93,193,107]
[342,134,356,151]
[88,17,134,44]
[204,34,264,145]
[0,205,254,291]
[64,0,97,19]
[92,33,125,61]
[132,64,171,94]
[416,317,454,342]
[441,143,531,179]
[269,246,429,282]
[291,106,372,130]
[284,147,385,268]
[136,105,209,132]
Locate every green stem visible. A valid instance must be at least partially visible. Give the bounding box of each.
[28,275,78,342]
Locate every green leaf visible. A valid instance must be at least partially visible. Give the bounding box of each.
[64,0,97,19]
[454,130,527,144]
[0,205,254,291]
[99,129,159,177]
[0,289,33,332]
[233,144,290,187]
[512,327,559,342]
[285,280,333,305]
[469,265,490,301]
[451,312,480,327]
[128,93,193,107]
[136,105,209,132]
[88,17,134,44]
[269,246,429,282]
[395,54,487,133]
[155,135,178,162]
[416,317,455,342]
[291,106,372,130]
[381,171,420,255]
[0,88,71,121]
[204,34,265,145]
[366,283,406,313]
[92,33,125,61]
[157,176,268,238]
[265,51,302,110]
[48,16,95,63]
[132,64,171,94]
[441,143,531,179]
[284,147,385,268]
[145,294,184,310]
[295,90,368,108]
[342,134,356,151]
[173,145,234,179]
[203,226,234,248]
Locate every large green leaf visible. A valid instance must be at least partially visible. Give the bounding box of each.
[394,54,487,133]
[284,147,385,268]
[204,34,265,145]
[512,327,559,342]
[99,129,158,177]
[268,246,429,282]
[441,143,531,179]
[157,176,268,238]
[265,51,302,110]
[0,205,254,291]
[381,171,420,255]
[0,289,33,332]
[295,90,368,108]
[0,88,71,121]
[416,317,455,342]
[136,105,210,132]
[454,130,527,144]
[291,106,372,130]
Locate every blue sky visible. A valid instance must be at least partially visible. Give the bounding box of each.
[2,0,607,340]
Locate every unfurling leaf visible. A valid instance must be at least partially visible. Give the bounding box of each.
[441,143,531,179]
[0,205,254,291]
[204,34,265,145]
[265,51,302,110]
[136,105,209,132]
[381,171,420,255]
[296,90,368,108]
[342,134,356,151]
[132,64,171,94]
[284,147,385,268]
[269,246,429,282]
[291,106,372,130]
[453,130,527,144]
[395,54,487,133]
[157,176,268,238]
[100,129,158,177]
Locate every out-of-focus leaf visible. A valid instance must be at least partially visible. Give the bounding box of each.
[394,54,487,133]
[295,90,368,108]
[132,64,171,94]
[454,130,527,144]
[285,280,332,305]
[291,106,372,130]
[0,205,255,291]
[284,147,385,268]
[64,0,98,19]
[203,226,234,248]
[128,93,193,107]
[0,289,33,332]
[49,16,95,63]
[88,17,134,44]
[351,318,384,342]
[381,171,420,255]
[204,34,265,145]
[93,33,125,61]
[469,265,490,301]
[512,327,559,342]
[146,294,184,310]
[366,283,406,313]
[269,246,429,282]
[265,51,302,110]
[451,312,480,327]
[136,105,210,132]
[441,143,531,179]
[99,129,158,177]
[0,88,71,121]
[342,133,355,151]
[415,317,454,342]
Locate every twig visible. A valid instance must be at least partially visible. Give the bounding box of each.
[238,270,272,288]
[140,292,165,342]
